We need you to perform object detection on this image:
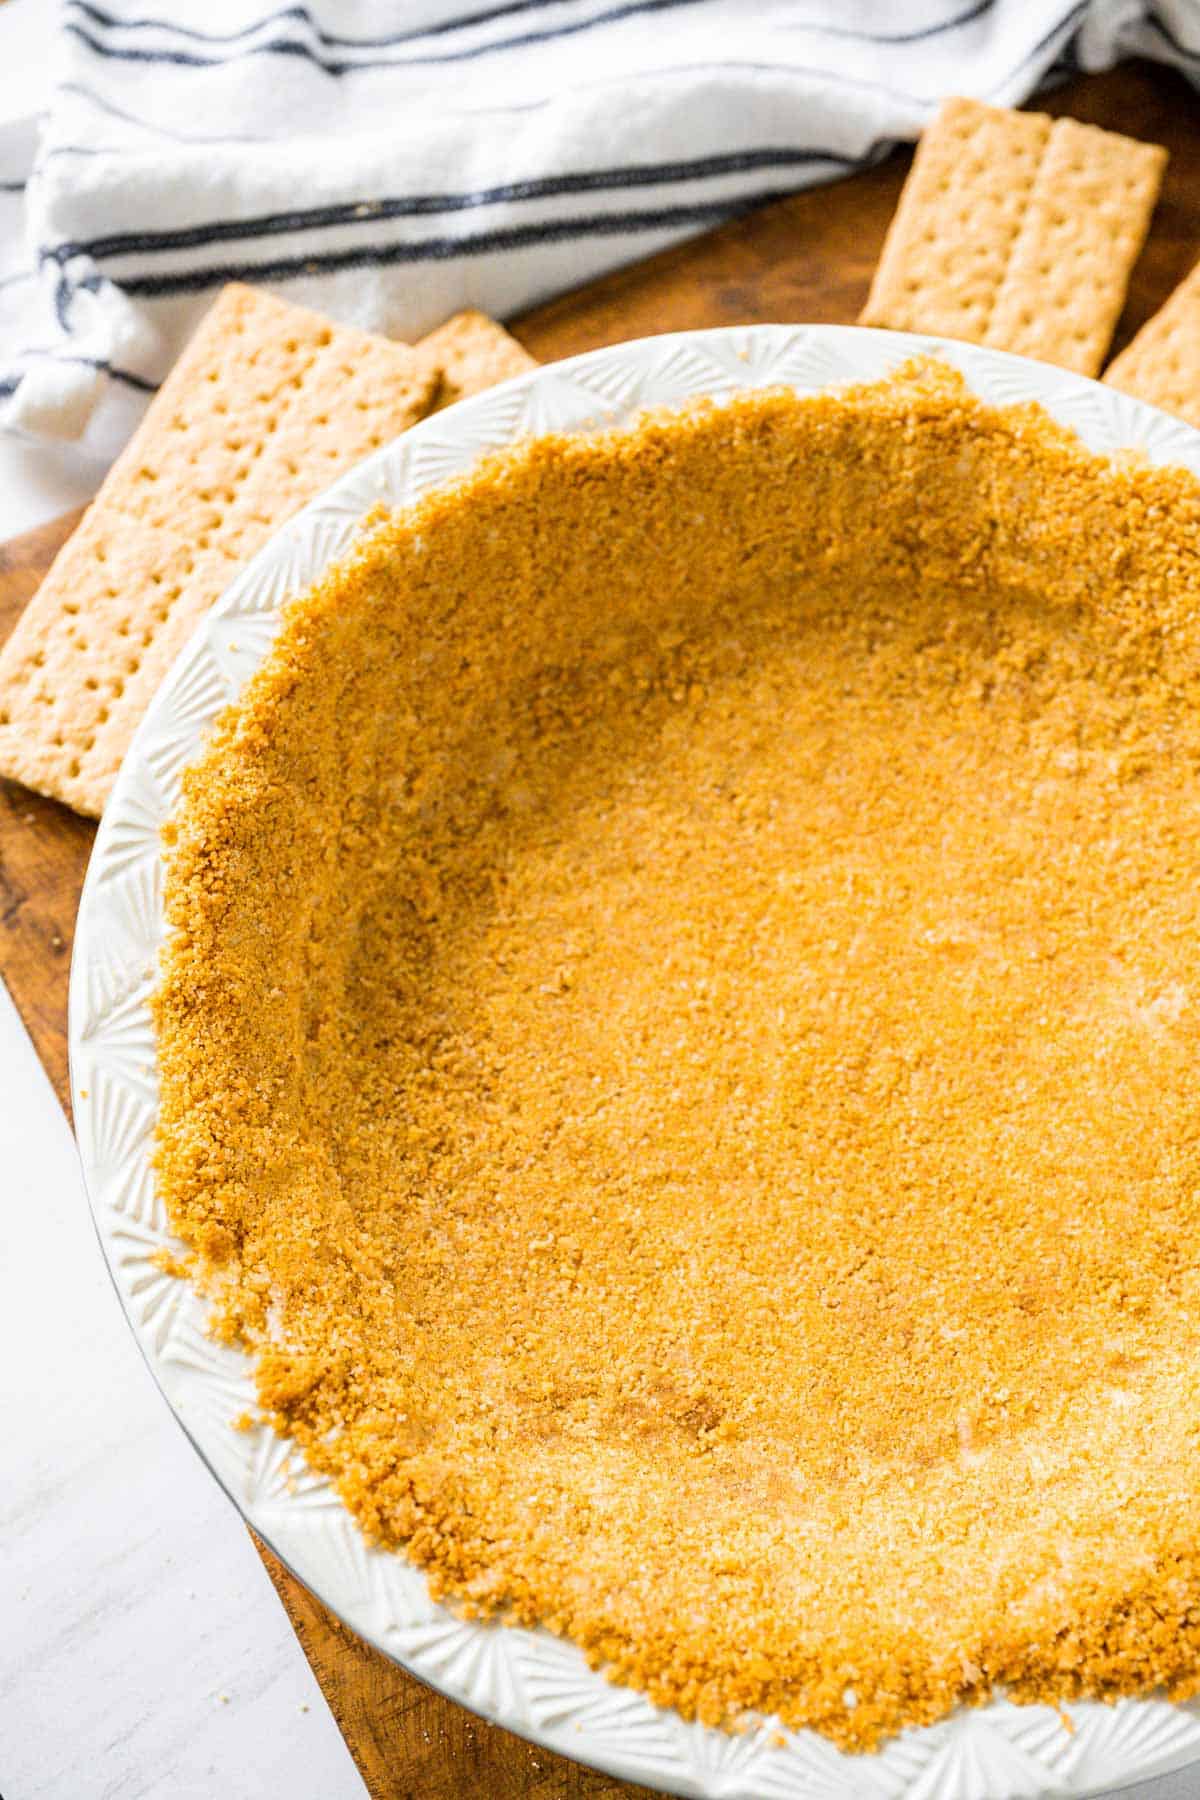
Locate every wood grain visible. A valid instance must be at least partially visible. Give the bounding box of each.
[1,60,1198,1800]
[0,505,88,1115]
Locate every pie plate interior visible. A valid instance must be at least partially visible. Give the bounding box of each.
[68,324,1200,1800]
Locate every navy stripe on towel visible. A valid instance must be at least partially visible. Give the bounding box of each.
[115,187,807,296]
[50,145,867,264]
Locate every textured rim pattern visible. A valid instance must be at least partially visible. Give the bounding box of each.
[69,325,1200,1799]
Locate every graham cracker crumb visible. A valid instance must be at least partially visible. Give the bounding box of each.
[154,361,1200,1750]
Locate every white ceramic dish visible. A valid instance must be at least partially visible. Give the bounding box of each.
[70,325,1200,1799]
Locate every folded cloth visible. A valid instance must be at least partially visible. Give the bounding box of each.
[1,0,1197,455]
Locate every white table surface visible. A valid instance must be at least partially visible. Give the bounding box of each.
[0,4,1195,1796]
[0,6,367,1798]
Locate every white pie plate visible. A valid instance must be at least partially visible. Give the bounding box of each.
[70,325,1200,1800]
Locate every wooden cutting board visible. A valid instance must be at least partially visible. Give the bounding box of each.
[2,61,1198,1800]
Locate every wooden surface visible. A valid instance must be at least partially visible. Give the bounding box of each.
[1,59,1197,1800]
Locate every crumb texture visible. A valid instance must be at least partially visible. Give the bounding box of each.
[155,362,1200,1750]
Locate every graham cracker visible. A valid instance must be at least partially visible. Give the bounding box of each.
[861,97,1166,376]
[419,307,537,406]
[1103,258,1200,429]
[0,290,538,817]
